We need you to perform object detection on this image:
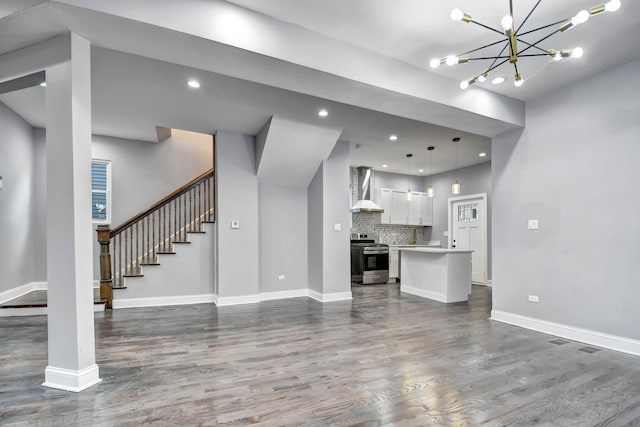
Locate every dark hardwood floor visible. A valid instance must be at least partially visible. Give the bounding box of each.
[1,284,639,426]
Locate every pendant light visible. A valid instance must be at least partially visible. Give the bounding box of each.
[406,153,413,201]
[451,137,461,195]
[426,146,435,198]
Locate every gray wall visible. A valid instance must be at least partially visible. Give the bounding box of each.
[215,130,260,298]
[492,58,640,340]
[307,163,323,294]
[259,183,308,293]
[423,162,492,278]
[321,141,350,294]
[0,102,36,292]
[33,128,47,281]
[92,129,213,225]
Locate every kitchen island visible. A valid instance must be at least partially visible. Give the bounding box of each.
[399,247,473,303]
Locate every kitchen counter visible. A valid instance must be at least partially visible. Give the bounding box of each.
[399,247,472,303]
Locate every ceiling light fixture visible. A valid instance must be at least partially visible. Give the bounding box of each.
[491,76,506,85]
[451,138,461,195]
[382,164,389,168]
[479,152,487,157]
[406,153,413,201]
[318,109,328,117]
[432,1,622,89]
[389,134,398,141]
[426,146,435,198]
[40,82,47,87]
[187,80,200,88]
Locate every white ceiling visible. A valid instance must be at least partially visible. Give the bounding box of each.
[225,0,640,101]
[0,0,638,176]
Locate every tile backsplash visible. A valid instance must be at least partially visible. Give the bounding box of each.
[351,212,425,245]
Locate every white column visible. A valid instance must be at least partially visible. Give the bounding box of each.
[42,33,101,392]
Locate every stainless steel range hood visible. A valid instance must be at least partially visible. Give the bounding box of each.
[350,166,384,213]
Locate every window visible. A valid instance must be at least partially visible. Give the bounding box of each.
[91,159,111,224]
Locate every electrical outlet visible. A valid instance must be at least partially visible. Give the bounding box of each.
[278,275,285,280]
[528,219,539,230]
[334,223,341,231]
[528,295,539,303]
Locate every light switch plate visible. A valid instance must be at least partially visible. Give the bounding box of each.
[443,230,449,237]
[334,223,341,231]
[528,219,539,230]
[231,220,240,229]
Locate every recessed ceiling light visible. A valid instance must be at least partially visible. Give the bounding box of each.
[382,164,388,168]
[418,169,425,173]
[188,80,201,88]
[389,134,398,141]
[39,82,47,87]
[491,77,505,85]
[318,109,328,117]
[479,152,487,157]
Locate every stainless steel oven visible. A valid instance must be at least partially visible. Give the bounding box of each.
[351,239,389,284]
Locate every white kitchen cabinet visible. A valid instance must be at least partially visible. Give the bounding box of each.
[409,192,432,226]
[389,246,399,281]
[377,188,432,226]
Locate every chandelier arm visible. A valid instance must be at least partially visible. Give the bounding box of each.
[509,0,514,19]
[517,53,554,57]
[514,62,520,75]
[490,42,510,70]
[518,28,562,56]
[486,57,511,74]
[460,38,508,56]
[470,20,504,36]
[518,19,567,37]
[516,38,550,54]
[515,0,542,34]
[467,56,511,61]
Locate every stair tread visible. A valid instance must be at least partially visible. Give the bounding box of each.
[140,262,160,266]
[156,251,176,254]
[187,231,205,234]
[202,220,215,223]
[173,241,191,244]
[122,274,144,278]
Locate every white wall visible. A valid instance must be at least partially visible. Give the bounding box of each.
[33,128,47,281]
[492,58,640,340]
[259,183,308,293]
[0,101,36,292]
[215,130,259,299]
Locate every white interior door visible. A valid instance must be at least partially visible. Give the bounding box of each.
[449,194,487,285]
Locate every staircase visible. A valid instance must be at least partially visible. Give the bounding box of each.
[97,168,216,308]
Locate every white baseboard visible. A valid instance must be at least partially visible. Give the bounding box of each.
[308,290,352,302]
[400,285,449,303]
[215,294,261,306]
[0,281,47,304]
[113,294,217,309]
[0,307,47,317]
[42,364,102,393]
[259,289,309,301]
[491,310,640,357]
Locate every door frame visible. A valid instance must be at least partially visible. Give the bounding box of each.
[448,193,488,285]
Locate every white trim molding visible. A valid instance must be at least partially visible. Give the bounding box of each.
[42,364,102,393]
[113,294,217,309]
[0,281,47,304]
[215,294,261,306]
[259,289,309,302]
[491,310,640,357]
[308,290,352,303]
[401,285,448,304]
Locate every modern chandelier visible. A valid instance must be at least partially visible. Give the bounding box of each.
[430,0,622,89]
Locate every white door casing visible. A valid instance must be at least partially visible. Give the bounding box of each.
[448,193,487,285]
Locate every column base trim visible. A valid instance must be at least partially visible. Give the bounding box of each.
[308,290,352,302]
[42,364,102,392]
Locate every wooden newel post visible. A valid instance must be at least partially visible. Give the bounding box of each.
[96,225,113,309]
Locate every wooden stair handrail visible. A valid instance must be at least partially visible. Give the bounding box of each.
[110,168,214,237]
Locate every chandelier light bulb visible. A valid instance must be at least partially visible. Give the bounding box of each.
[446,55,458,66]
[572,47,584,58]
[460,80,469,90]
[478,73,488,83]
[605,0,621,12]
[501,15,514,32]
[514,73,524,87]
[572,9,590,25]
[451,8,464,21]
[430,58,441,68]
